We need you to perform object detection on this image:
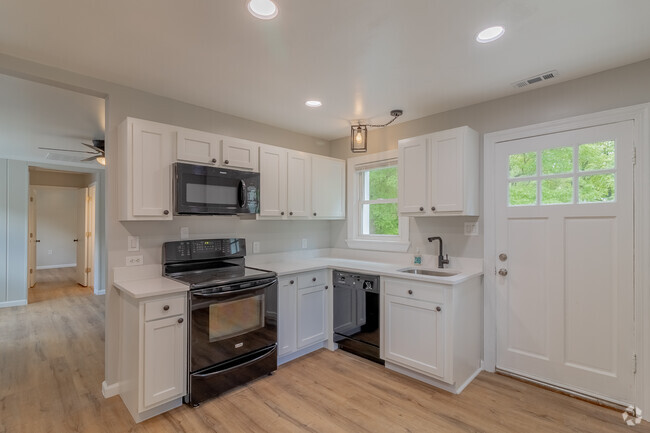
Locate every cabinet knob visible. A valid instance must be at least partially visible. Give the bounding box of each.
[313,212,317,216]
[289,211,293,216]
[290,280,294,285]
[178,317,184,324]
[281,211,285,216]
[419,207,424,211]
[163,305,170,311]
[312,277,317,282]
[325,285,329,290]
[408,289,413,295]
[163,210,169,215]
[211,158,217,163]
[436,306,442,312]
[431,206,436,212]
[224,159,229,164]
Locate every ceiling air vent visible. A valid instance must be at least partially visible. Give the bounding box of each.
[512,70,559,89]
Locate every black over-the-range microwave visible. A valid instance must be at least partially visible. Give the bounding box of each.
[173,162,260,215]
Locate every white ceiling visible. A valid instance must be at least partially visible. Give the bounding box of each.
[1,0,649,140]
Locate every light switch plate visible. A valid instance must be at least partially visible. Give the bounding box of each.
[180,227,189,240]
[252,241,260,254]
[126,255,143,266]
[464,222,479,236]
[127,236,139,252]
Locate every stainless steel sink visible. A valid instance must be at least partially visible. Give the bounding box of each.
[397,268,460,277]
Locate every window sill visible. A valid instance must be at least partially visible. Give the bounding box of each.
[345,239,411,252]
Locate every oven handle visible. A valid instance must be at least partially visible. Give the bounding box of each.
[193,344,277,378]
[193,279,276,298]
[238,179,247,209]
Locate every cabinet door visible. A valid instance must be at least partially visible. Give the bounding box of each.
[278,278,297,357]
[297,285,327,348]
[221,138,259,171]
[259,145,287,217]
[429,129,464,213]
[311,156,345,219]
[176,129,220,166]
[398,136,428,214]
[287,151,311,218]
[384,294,444,378]
[143,315,186,408]
[132,120,173,219]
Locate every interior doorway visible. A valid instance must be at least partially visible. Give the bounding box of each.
[27,167,99,303]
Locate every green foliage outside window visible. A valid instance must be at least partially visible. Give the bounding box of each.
[366,167,399,235]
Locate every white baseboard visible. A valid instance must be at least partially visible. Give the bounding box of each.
[94,289,106,295]
[278,341,327,366]
[102,381,120,398]
[36,263,76,270]
[0,299,27,309]
[385,362,482,395]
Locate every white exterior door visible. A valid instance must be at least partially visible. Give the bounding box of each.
[495,121,635,405]
[75,187,88,287]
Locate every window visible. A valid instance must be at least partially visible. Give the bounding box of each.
[507,140,617,207]
[346,150,410,252]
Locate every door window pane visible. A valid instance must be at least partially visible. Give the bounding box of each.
[579,174,615,203]
[542,147,573,175]
[362,203,399,235]
[509,181,537,206]
[509,152,537,178]
[578,141,615,172]
[541,178,573,205]
[366,166,398,200]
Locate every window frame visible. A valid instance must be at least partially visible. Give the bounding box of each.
[346,150,410,252]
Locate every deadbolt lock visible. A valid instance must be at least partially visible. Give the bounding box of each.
[499,253,508,262]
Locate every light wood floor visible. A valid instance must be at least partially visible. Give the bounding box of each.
[28,267,93,303]
[1,293,647,432]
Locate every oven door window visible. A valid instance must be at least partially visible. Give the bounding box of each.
[208,294,265,342]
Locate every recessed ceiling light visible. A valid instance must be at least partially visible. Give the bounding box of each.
[476,26,505,43]
[247,0,278,20]
[305,100,322,108]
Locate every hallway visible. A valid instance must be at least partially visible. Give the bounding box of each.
[28,267,93,304]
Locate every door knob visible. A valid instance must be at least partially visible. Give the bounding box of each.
[498,268,508,276]
[73,239,79,242]
[499,253,508,262]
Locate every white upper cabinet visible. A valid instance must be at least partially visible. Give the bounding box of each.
[398,126,479,216]
[287,151,311,218]
[259,145,288,217]
[175,129,220,166]
[119,118,173,221]
[221,137,259,171]
[398,136,428,214]
[311,156,345,219]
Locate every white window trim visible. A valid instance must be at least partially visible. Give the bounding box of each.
[346,150,410,252]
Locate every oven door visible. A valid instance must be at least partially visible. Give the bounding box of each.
[189,278,277,373]
[174,162,260,215]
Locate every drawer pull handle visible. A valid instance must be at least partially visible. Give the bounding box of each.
[289,211,293,216]
[178,317,184,324]
[436,306,442,312]
[419,207,424,211]
[224,159,229,164]
[312,277,317,282]
[211,158,217,163]
[163,305,170,311]
[313,212,317,216]
[431,206,436,212]
[281,211,285,216]
[408,289,413,295]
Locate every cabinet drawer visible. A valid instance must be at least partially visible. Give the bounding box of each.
[298,270,328,289]
[145,296,185,322]
[384,278,445,304]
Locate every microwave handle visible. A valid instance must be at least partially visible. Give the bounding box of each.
[239,179,247,209]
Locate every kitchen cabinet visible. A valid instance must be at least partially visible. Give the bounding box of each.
[398,126,479,216]
[297,284,327,348]
[221,137,259,171]
[383,276,482,393]
[175,129,220,166]
[258,145,314,219]
[311,155,345,219]
[119,292,187,423]
[118,118,174,221]
[278,276,297,356]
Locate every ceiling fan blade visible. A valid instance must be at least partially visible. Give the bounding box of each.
[81,155,99,162]
[38,147,96,154]
[80,142,104,154]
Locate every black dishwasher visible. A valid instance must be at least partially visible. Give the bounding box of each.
[332,270,383,364]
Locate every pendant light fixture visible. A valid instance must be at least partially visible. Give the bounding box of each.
[350,109,403,153]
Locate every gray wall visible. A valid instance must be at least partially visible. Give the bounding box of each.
[330,57,650,259]
[30,169,95,188]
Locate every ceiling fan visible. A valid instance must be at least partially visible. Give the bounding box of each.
[39,139,106,165]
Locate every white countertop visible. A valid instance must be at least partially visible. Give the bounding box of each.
[250,257,482,285]
[113,264,188,299]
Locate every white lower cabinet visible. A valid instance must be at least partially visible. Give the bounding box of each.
[119,292,187,423]
[383,276,482,394]
[278,270,329,363]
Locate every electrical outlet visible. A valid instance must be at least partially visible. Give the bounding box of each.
[126,255,144,266]
[252,241,260,254]
[464,222,479,236]
[47,249,52,255]
[127,236,139,252]
[180,227,189,240]
[302,238,308,249]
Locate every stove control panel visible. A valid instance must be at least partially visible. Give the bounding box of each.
[163,238,246,262]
